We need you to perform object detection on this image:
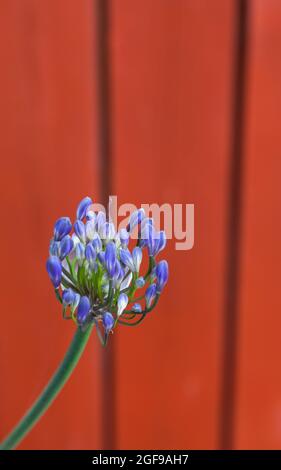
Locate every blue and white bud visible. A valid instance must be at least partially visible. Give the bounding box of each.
[155,260,169,292]
[145,284,157,308]
[120,248,135,272]
[74,220,86,244]
[132,247,142,272]
[120,271,133,290]
[112,259,122,282]
[49,239,60,257]
[54,217,72,241]
[92,233,102,252]
[100,222,115,242]
[98,251,105,265]
[46,256,62,289]
[76,196,92,220]
[147,224,158,256]
[59,235,74,260]
[150,230,166,256]
[96,211,106,232]
[135,276,145,288]
[103,312,115,332]
[85,219,96,241]
[104,241,117,278]
[128,208,145,232]
[71,233,80,248]
[139,218,154,247]
[62,288,76,306]
[85,243,96,268]
[72,293,81,312]
[119,228,130,247]
[75,242,85,265]
[77,296,91,324]
[157,230,167,254]
[117,293,128,317]
[132,303,142,313]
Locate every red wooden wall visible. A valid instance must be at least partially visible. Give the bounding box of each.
[0,0,281,450]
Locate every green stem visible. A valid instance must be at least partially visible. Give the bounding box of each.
[0,324,93,450]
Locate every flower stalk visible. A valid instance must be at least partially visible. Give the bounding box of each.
[0,325,93,450]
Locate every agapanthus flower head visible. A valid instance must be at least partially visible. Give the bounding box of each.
[46,196,169,345]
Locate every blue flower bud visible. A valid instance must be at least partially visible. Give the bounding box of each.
[62,288,76,306]
[98,251,105,265]
[76,196,92,220]
[72,293,81,311]
[112,259,122,281]
[104,241,117,278]
[96,211,106,232]
[135,276,145,288]
[59,235,74,260]
[92,233,102,252]
[74,220,86,244]
[100,222,115,242]
[132,246,142,272]
[115,264,125,285]
[132,303,142,313]
[103,311,115,332]
[75,242,85,263]
[85,219,96,241]
[120,271,132,290]
[119,228,130,247]
[128,208,145,232]
[155,260,169,292]
[145,284,157,308]
[147,224,157,256]
[120,248,135,272]
[139,219,154,248]
[49,239,60,257]
[117,293,128,317]
[151,230,167,256]
[77,296,91,324]
[46,256,62,288]
[85,243,96,267]
[157,230,167,254]
[54,217,72,241]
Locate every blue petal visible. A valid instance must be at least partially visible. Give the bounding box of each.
[76,196,92,220]
[74,220,86,244]
[132,247,142,272]
[120,248,135,272]
[104,242,117,278]
[155,260,169,292]
[49,239,60,257]
[92,233,102,252]
[103,312,115,332]
[77,296,91,324]
[119,228,130,246]
[85,243,96,266]
[62,288,76,306]
[46,256,62,288]
[54,217,72,241]
[59,235,74,260]
[145,284,157,307]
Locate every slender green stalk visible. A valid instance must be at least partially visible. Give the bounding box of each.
[0,325,93,450]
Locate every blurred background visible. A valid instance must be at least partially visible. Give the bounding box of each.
[0,0,281,450]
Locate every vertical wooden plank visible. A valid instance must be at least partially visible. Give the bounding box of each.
[0,1,102,449]
[235,0,281,449]
[110,0,236,448]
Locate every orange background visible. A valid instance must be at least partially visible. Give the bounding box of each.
[0,0,281,449]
